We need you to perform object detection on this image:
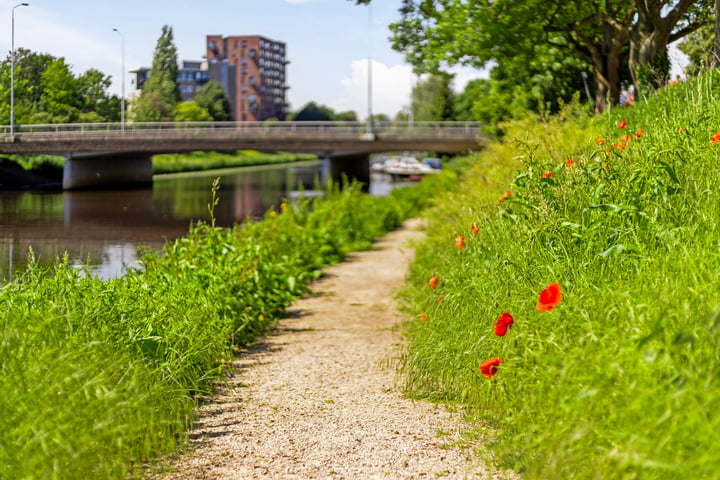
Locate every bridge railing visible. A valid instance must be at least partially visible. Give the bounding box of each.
[0,121,482,139]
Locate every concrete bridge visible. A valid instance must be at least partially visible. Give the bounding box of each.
[0,121,484,189]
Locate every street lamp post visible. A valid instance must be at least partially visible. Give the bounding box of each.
[10,2,28,138]
[366,2,372,136]
[112,28,125,132]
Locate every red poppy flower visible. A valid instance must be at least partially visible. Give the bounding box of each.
[618,120,628,129]
[498,191,512,204]
[494,312,514,337]
[635,128,644,139]
[678,127,686,134]
[712,131,720,145]
[471,224,479,235]
[621,134,631,142]
[542,171,553,179]
[437,295,443,304]
[595,137,606,144]
[429,276,440,289]
[455,236,465,250]
[536,282,562,312]
[565,158,576,168]
[420,311,428,322]
[480,357,502,379]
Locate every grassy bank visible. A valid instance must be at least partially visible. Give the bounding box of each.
[151,150,318,174]
[401,71,720,478]
[0,172,457,479]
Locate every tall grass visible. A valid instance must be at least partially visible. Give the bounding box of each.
[0,172,455,479]
[400,71,720,478]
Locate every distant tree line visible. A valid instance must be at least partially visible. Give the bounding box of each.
[0,48,122,124]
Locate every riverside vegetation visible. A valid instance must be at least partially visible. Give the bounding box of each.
[0,173,456,479]
[401,69,720,478]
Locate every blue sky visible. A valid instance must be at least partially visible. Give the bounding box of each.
[0,0,689,119]
[0,0,487,118]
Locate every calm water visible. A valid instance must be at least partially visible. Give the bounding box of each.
[0,161,401,281]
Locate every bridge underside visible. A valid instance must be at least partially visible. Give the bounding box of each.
[63,153,153,190]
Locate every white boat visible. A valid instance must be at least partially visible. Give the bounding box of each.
[371,155,440,179]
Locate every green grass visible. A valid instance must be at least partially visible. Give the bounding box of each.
[400,71,720,478]
[151,150,318,174]
[0,173,457,479]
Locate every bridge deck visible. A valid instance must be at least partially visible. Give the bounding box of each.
[0,121,484,155]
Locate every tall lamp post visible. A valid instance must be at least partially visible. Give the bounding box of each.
[112,28,125,132]
[366,2,373,136]
[10,2,28,137]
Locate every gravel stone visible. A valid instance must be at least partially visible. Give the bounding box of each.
[156,219,516,480]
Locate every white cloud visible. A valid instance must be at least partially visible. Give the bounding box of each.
[333,60,491,119]
[334,59,414,119]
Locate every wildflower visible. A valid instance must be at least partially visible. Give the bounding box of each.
[455,235,465,250]
[712,131,720,145]
[621,134,632,142]
[536,282,562,312]
[542,170,553,179]
[420,311,428,322]
[494,312,514,337]
[635,128,644,139]
[429,276,440,289]
[498,191,512,204]
[601,162,609,170]
[437,295,443,304]
[480,358,502,379]
[471,224,479,235]
[565,158,576,168]
[595,137,606,144]
[678,127,686,134]
[618,120,628,129]
[612,142,627,151]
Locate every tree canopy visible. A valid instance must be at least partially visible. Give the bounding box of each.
[356,0,713,111]
[0,48,120,124]
[132,25,180,122]
[193,81,233,121]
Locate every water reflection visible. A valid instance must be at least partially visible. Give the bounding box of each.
[0,161,323,281]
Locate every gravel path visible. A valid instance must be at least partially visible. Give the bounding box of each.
[158,219,514,480]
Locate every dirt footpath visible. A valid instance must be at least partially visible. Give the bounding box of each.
[158,219,512,479]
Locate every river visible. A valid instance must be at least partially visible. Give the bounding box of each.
[0,161,399,282]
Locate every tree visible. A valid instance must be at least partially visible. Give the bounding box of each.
[412,73,455,121]
[173,101,212,122]
[679,23,714,74]
[40,58,79,122]
[133,25,180,121]
[292,102,335,121]
[194,81,232,121]
[366,0,712,110]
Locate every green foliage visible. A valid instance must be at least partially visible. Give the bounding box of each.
[0,171,453,479]
[412,73,455,121]
[678,23,714,76]
[133,25,180,122]
[288,101,359,122]
[400,71,720,478]
[193,80,232,121]
[0,49,119,124]
[172,101,212,122]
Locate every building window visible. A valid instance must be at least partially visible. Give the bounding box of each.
[249,76,256,85]
[241,86,247,93]
[241,67,247,75]
[241,58,247,66]
[241,40,247,48]
[249,49,256,58]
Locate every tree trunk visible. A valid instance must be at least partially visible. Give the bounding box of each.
[715,0,720,68]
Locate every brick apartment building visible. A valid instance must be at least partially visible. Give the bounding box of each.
[205,35,289,122]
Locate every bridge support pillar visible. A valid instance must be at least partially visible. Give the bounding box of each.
[322,153,370,190]
[63,153,153,190]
